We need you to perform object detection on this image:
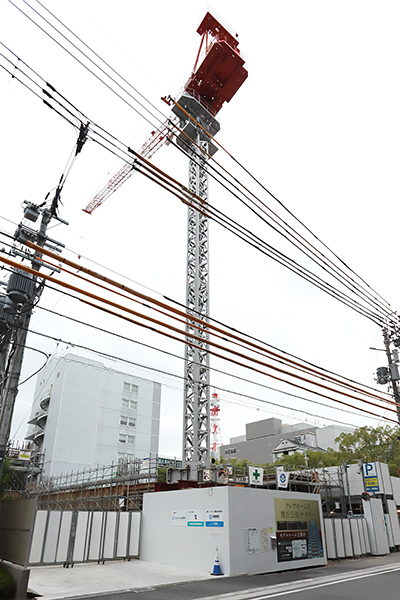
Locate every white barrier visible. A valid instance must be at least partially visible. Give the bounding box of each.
[28,510,141,565]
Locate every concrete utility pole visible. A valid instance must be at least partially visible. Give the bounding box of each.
[0,203,66,479]
[382,327,400,424]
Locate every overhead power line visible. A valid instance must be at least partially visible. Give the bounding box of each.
[0,250,397,424]
[23,327,381,430]
[2,3,397,331]
[1,47,393,329]
[28,241,394,407]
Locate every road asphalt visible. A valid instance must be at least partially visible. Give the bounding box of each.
[27,552,400,600]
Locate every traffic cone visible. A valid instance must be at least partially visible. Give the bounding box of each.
[211,547,223,576]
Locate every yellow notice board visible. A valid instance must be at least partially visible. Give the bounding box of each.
[274,498,323,562]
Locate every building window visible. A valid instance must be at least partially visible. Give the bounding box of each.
[119,434,135,445]
[123,382,138,394]
[122,398,137,410]
[120,416,135,427]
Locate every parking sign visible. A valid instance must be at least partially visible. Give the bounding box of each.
[363,462,380,492]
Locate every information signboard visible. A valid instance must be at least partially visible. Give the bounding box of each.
[363,462,380,492]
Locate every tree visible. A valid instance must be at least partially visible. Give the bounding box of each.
[0,458,13,499]
[335,425,400,476]
[275,425,400,477]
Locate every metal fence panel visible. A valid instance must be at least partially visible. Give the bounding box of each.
[130,512,141,556]
[28,510,47,564]
[116,512,129,557]
[56,511,72,563]
[323,519,336,559]
[104,512,117,559]
[43,511,61,563]
[88,512,103,561]
[73,512,89,562]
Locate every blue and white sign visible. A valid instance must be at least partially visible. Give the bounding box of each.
[363,461,380,492]
[275,466,289,489]
[205,509,224,527]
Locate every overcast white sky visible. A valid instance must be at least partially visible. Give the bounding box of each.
[1,0,400,458]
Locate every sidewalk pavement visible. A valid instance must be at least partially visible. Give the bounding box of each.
[28,560,216,600]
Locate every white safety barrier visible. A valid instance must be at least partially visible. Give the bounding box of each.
[28,510,141,565]
[323,517,371,559]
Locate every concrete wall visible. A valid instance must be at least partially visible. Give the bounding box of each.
[0,498,37,566]
[140,487,326,576]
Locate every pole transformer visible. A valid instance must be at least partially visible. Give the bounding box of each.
[0,204,66,479]
[382,328,400,423]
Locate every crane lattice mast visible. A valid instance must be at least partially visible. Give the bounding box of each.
[83,11,247,471]
[171,12,247,471]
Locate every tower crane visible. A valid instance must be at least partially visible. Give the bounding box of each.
[84,11,248,473]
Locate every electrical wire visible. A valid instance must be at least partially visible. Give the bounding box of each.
[1,228,392,407]
[17,231,394,400]
[0,251,396,424]
[28,241,395,406]
[22,313,391,428]
[2,6,397,331]
[1,42,396,329]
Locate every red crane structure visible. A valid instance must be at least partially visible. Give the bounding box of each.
[84,12,247,474]
[83,12,247,215]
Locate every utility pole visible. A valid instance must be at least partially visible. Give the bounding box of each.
[374,327,400,424]
[0,202,66,479]
[382,328,400,423]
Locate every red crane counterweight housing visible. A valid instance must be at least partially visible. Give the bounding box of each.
[184,12,248,115]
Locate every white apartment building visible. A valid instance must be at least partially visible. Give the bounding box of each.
[26,353,161,477]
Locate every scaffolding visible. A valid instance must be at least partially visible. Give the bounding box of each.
[10,456,159,511]
[4,452,352,517]
[5,441,44,495]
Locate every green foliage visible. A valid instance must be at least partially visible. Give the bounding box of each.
[0,459,13,500]
[157,467,167,483]
[275,425,400,476]
[335,425,400,476]
[0,565,16,600]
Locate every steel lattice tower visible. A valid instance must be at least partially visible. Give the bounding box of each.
[172,93,220,471]
[84,11,248,473]
[183,136,211,469]
[171,13,247,472]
